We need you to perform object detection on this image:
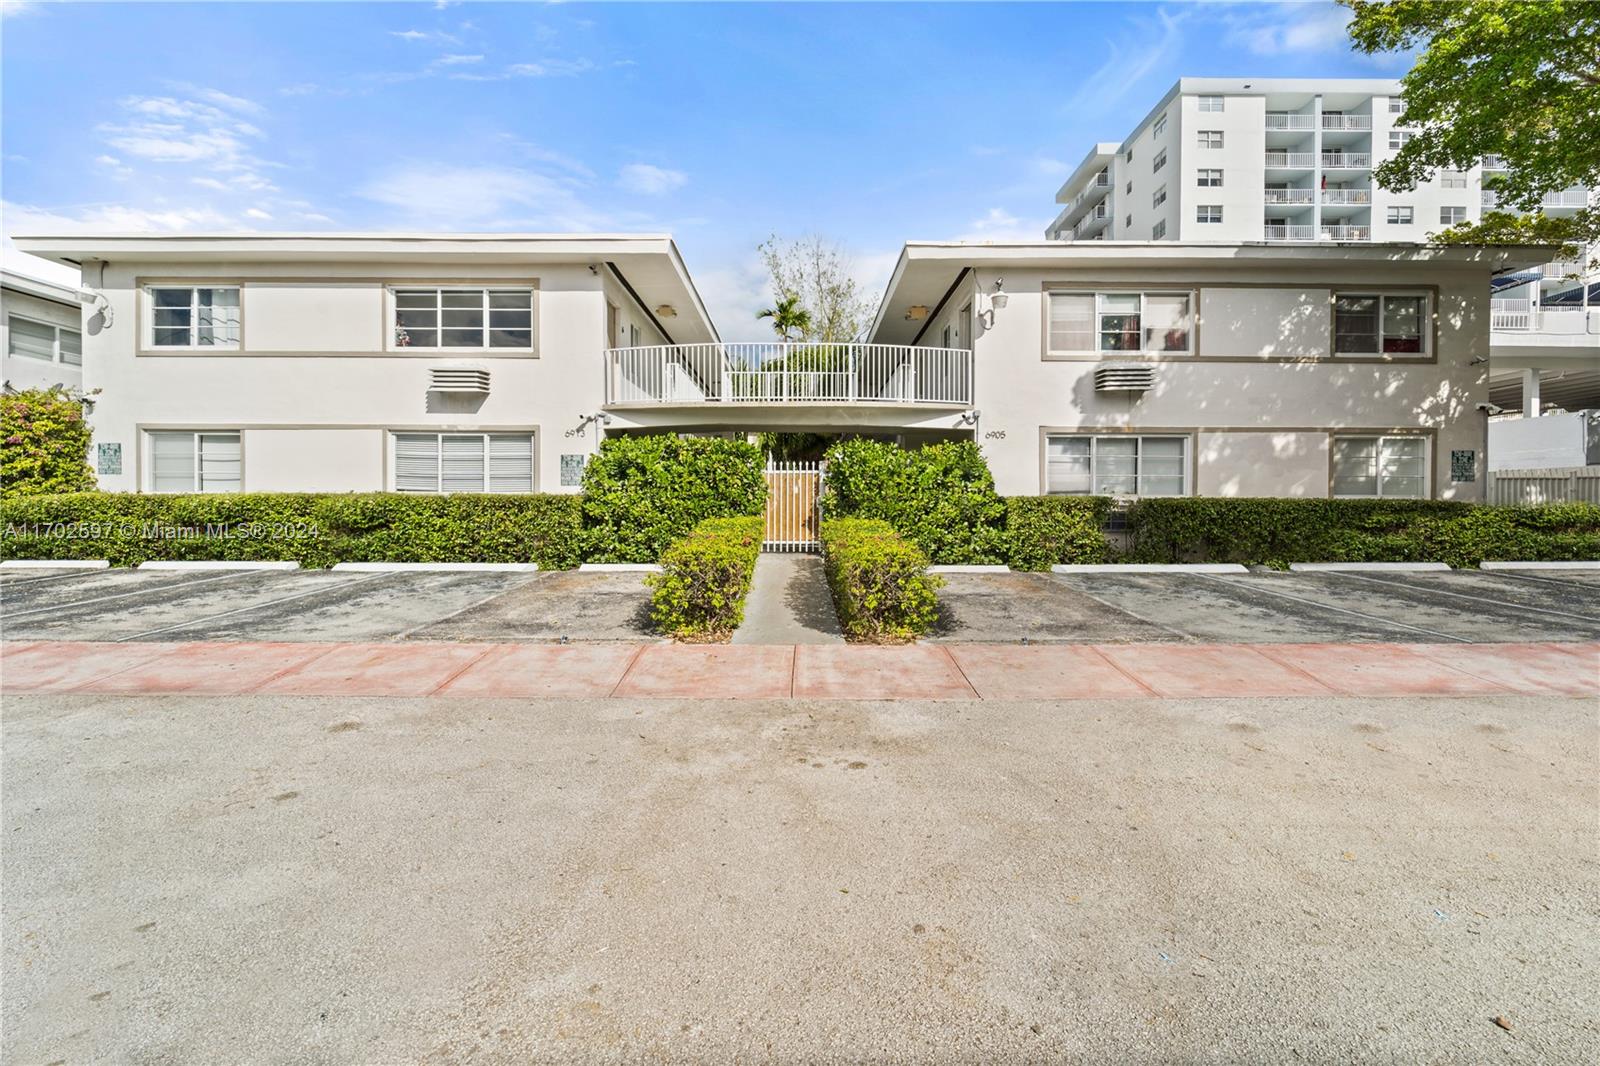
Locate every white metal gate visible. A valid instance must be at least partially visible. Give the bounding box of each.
[764,460,824,551]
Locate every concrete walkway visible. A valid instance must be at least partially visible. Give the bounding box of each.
[4,639,1594,701]
[732,553,844,645]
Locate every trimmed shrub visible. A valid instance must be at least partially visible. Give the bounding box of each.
[2,388,96,498]
[1124,497,1600,569]
[821,438,1007,564]
[648,516,764,640]
[1005,495,1115,570]
[820,518,942,642]
[582,436,766,563]
[0,491,584,570]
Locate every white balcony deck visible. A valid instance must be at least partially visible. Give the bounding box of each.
[605,343,973,407]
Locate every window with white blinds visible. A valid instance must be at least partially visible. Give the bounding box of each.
[149,431,241,492]
[8,316,81,364]
[1046,435,1187,496]
[1331,435,1427,498]
[393,432,534,493]
[1047,291,1194,355]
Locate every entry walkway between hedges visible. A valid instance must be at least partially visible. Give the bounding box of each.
[3,639,1594,700]
[732,554,844,645]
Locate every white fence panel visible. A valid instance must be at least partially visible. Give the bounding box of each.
[1487,466,1600,505]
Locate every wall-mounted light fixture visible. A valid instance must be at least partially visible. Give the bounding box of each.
[655,304,677,318]
[977,277,1007,330]
[905,305,929,321]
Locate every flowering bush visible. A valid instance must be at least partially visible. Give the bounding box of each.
[1,388,96,498]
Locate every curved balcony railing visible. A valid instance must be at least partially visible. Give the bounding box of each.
[605,343,973,407]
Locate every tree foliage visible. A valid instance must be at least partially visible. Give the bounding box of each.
[756,292,812,342]
[757,234,874,342]
[1342,0,1600,250]
[1,388,96,498]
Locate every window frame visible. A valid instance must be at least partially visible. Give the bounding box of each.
[1197,130,1224,149]
[1387,130,1415,150]
[1330,434,1430,499]
[1196,168,1223,187]
[1152,184,1167,209]
[1439,206,1467,225]
[144,429,243,493]
[7,314,81,366]
[1386,205,1414,225]
[1044,289,1196,358]
[1152,112,1168,137]
[1044,433,1192,498]
[1197,95,1225,113]
[390,285,536,353]
[1196,204,1223,224]
[1152,148,1167,173]
[144,284,242,351]
[389,431,537,494]
[1331,291,1431,358]
[1151,220,1167,239]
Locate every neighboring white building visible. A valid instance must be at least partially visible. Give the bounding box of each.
[2,270,84,393]
[5,232,1559,501]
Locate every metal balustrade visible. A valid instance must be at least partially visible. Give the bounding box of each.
[1320,115,1372,130]
[1263,188,1315,204]
[1263,225,1317,241]
[1320,189,1371,205]
[1320,153,1371,168]
[1319,224,1372,240]
[605,343,973,406]
[1265,112,1314,130]
[1264,152,1315,168]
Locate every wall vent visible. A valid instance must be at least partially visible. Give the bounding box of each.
[429,367,491,394]
[1094,363,1155,393]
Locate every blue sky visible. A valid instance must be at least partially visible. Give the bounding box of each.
[1,0,1405,339]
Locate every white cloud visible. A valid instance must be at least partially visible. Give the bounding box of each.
[434,53,483,66]
[99,92,273,187]
[1220,2,1353,55]
[1066,5,1190,114]
[279,82,319,96]
[357,163,611,229]
[244,207,273,220]
[1,1,37,18]
[452,58,599,81]
[1,199,239,285]
[390,28,459,44]
[617,163,687,196]
[955,207,1049,243]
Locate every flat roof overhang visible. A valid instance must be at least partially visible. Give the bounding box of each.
[868,240,1563,345]
[9,232,720,344]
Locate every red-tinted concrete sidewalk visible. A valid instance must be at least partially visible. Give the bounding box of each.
[3,640,1596,700]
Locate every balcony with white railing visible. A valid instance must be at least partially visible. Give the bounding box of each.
[1264,151,1315,169]
[1319,224,1372,241]
[1542,260,1582,279]
[1074,200,1113,238]
[1542,188,1590,210]
[1263,187,1315,205]
[1320,153,1371,169]
[1263,225,1317,241]
[1481,155,1508,172]
[1265,112,1314,131]
[1320,189,1371,205]
[604,343,973,408]
[1320,114,1372,131]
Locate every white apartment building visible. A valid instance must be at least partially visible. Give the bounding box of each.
[3,270,84,392]
[13,231,1546,502]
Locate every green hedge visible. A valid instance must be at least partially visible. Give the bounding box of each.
[0,492,584,570]
[820,518,942,642]
[2,388,96,498]
[1125,497,1600,569]
[821,438,1007,564]
[1004,496,1115,570]
[582,436,766,563]
[648,516,764,640]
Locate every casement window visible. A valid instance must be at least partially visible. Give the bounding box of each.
[8,316,81,366]
[1152,185,1167,209]
[1333,293,1428,355]
[1151,220,1167,239]
[1388,131,1414,150]
[393,432,534,493]
[1152,113,1168,137]
[1198,130,1224,149]
[1196,204,1223,224]
[1196,168,1222,187]
[1047,435,1188,496]
[1331,435,1427,498]
[149,286,240,348]
[1387,98,1405,113]
[1152,149,1167,173]
[393,287,533,349]
[1126,180,1133,194]
[1047,291,1194,355]
[1198,95,1225,113]
[1439,206,1467,225]
[148,431,241,493]
[1386,205,1414,225]
[1124,213,1133,229]
[1440,170,1468,189]
[1124,148,1134,163]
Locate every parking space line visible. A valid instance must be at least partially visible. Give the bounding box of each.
[1472,570,1600,593]
[1196,574,1473,643]
[114,573,393,642]
[393,573,543,641]
[1045,576,1195,641]
[2,570,260,621]
[1322,570,1600,624]
[1,570,121,590]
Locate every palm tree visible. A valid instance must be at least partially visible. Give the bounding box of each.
[757,293,812,343]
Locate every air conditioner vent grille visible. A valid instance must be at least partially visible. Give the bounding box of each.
[429,367,491,394]
[1094,363,1155,392]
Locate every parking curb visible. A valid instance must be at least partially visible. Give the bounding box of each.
[1478,560,1600,571]
[579,563,665,573]
[1051,563,1250,574]
[136,561,302,571]
[930,565,1011,574]
[1289,562,1451,572]
[330,562,541,573]
[0,559,111,570]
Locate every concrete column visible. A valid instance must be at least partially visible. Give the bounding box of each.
[1522,367,1542,417]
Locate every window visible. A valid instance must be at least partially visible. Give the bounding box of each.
[1387,98,1405,114]
[1440,170,1468,189]
[393,287,533,349]
[149,431,241,493]
[7,315,81,366]
[1198,95,1225,112]
[1152,113,1167,137]
[1388,131,1414,150]
[1126,180,1133,195]
[1332,435,1426,498]
[393,433,535,493]
[1151,220,1167,239]
[1198,130,1224,148]
[1196,204,1223,224]
[1439,206,1467,225]
[1196,169,1223,187]
[1047,291,1193,354]
[1124,147,1134,163]
[1047,435,1188,496]
[1152,148,1167,173]
[149,286,239,348]
[1386,206,1414,225]
[1333,293,1427,355]
[1152,185,1167,208]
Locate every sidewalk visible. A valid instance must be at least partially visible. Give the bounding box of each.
[732,554,844,645]
[3,640,1594,700]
